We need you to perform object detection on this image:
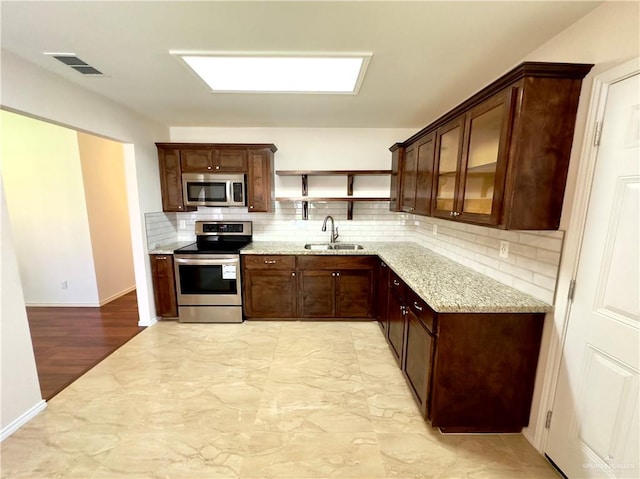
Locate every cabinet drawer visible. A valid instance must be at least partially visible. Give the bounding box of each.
[388,270,407,298]
[243,255,296,270]
[297,255,375,270]
[407,290,436,334]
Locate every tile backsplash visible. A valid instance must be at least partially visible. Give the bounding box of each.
[145,202,564,304]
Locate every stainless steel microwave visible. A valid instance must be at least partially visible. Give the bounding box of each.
[182,173,246,207]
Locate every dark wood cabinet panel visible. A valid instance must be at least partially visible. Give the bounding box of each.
[242,255,297,319]
[430,312,544,433]
[181,148,216,173]
[400,144,417,212]
[181,147,247,173]
[247,149,273,212]
[386,270,407,365]
[217,148,248,172]
[157,146,194,212]
[376,260,390,333]
[297,255,377,319]
[243,269,297,318]
[403,308,434,418]
[414,133,436,216]
[391,62,593,230]
[299,270,336,317]
[150,254,178,318]
[337,269,374,317]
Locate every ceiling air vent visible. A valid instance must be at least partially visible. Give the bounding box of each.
[45,53,103,75]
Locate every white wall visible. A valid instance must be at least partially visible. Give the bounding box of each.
[78,132,136,304]
[1,110,100,306]
[0,49,167,437]
[518,1,640,450]
[1,49,167,324]
[0,180,46,440]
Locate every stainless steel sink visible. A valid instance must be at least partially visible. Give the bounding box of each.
[304,243,363,250]
[332,244,364,250]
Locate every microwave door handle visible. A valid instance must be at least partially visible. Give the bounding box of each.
[227,180,233,205]
[174,258,239,266]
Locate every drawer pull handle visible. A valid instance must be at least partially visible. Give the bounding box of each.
[413,302,423,311]
[392,280,400,286]
[156,256,167,260]
[264,260,277,264]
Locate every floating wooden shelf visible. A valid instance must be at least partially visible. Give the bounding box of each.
[276,170,392,220]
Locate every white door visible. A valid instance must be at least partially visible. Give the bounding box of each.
[546,72,639,478]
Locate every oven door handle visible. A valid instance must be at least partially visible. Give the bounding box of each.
[174,258,239,266]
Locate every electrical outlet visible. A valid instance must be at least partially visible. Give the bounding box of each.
[61,280,68,290]
[499,241,509,258]
[432,224,438,236]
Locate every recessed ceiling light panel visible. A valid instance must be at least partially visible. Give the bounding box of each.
[172,52,372,94]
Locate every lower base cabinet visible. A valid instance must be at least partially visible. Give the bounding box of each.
[150,254,178,318]
[242,255,297,318]
[242,254,376,320]
[383,269,544,433]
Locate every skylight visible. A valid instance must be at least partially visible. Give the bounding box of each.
[172,52,372,94]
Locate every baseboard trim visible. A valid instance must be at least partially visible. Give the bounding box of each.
[0,400,47,442]
[139,316,158,327]
[98,285,136,306]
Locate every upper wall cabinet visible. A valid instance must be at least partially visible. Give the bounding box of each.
[391,62,593,230]
[156,143,277,213]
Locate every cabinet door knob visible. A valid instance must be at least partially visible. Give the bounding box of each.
[207,166,212,170]
[178,206,183,209]
[413,302,423,311]
[393,279,400,286]
[336,272,340,277]
[449,211,454,217]
[215,165,220,170]
[291,272,296,276]
[249,205,254,209]
[381,261,387,268]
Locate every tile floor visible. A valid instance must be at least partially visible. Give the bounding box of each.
[1,321,560,478]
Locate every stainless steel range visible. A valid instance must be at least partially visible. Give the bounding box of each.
[173,221,252,323]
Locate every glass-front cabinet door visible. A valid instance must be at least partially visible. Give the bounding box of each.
[432,117,464,219]
[432,88,515,224]
[458,89,514,225]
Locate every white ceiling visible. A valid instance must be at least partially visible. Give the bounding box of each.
[1,1,601,129]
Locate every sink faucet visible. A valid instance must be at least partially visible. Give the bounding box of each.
[322,215,339,244]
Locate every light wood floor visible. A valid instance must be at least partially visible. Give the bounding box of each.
[26,291,145,400]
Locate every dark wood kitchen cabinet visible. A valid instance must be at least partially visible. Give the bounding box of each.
[156,143,277,214]
[297,255,376,319]
[430,311,544,433]
[242,255,297,319]
[386,270,407,365]
[378,267,545,432]
[247,148,275,212]
[402,290,436,418]
[390,62,593,229]
[181,146,248,173]
[376,260,390,333]
[399,132,436,215]
[150,254,178,318]
[156,146,195,212]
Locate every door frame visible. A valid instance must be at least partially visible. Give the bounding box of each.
[531,57,640,452]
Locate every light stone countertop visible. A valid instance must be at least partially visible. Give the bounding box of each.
[241,241,552,314]
[148,241,194,255]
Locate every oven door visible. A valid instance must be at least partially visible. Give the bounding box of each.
[174,254,241,306]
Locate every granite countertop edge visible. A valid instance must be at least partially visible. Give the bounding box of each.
[240,241,553,314]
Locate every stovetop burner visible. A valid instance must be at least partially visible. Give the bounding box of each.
[174,221,252,255]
